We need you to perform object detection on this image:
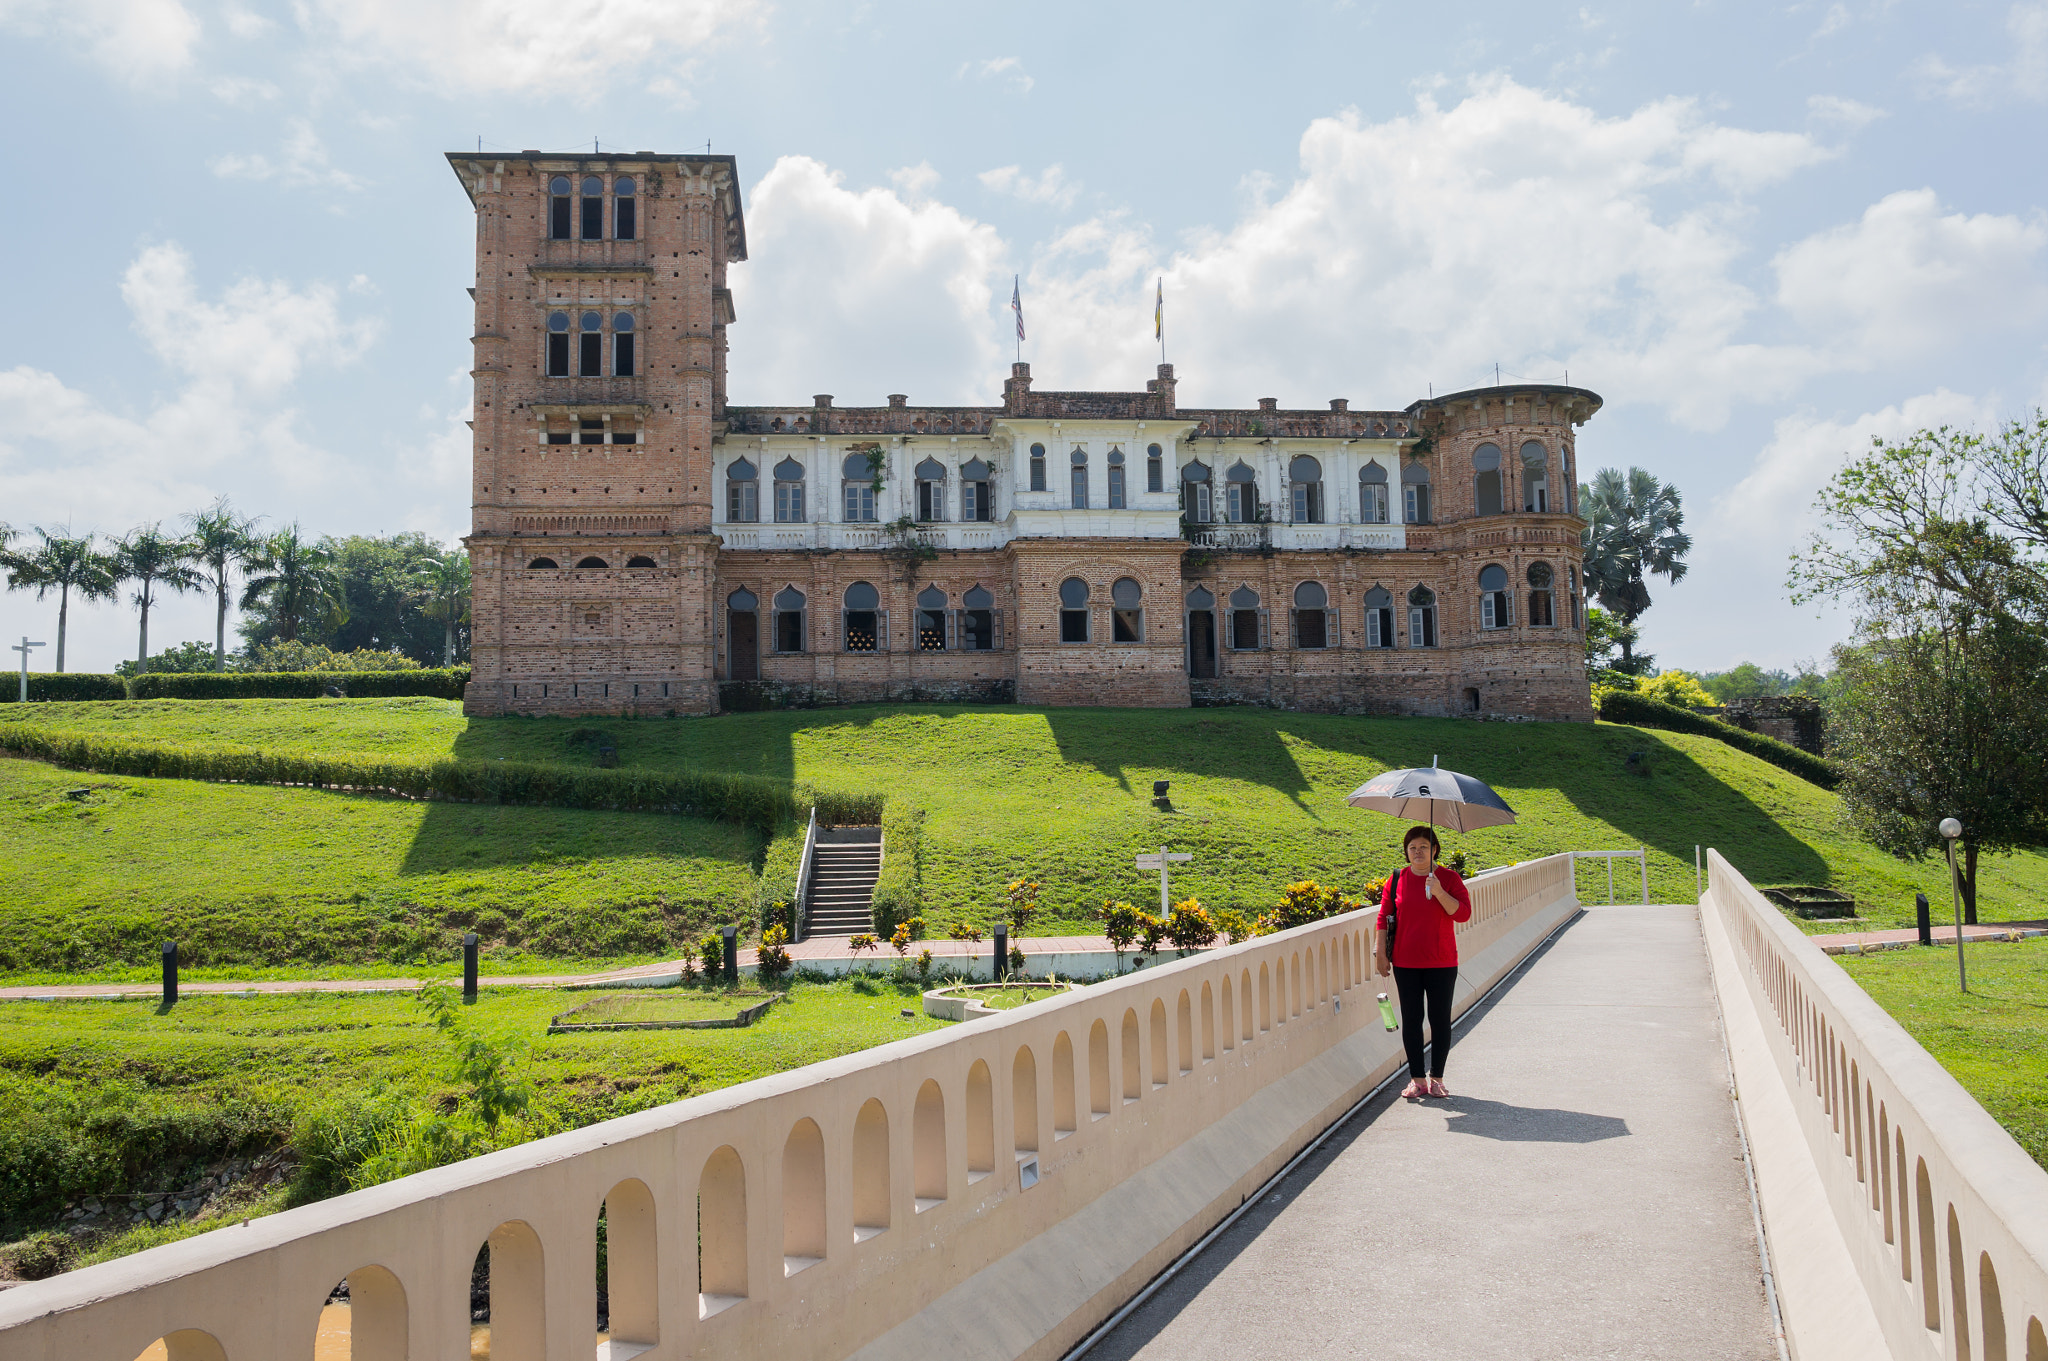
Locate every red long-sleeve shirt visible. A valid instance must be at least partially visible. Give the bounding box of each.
[1375,865,1472,969]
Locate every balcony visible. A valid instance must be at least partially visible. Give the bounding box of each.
[532,377,649,408]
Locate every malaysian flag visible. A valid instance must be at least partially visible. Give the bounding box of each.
[1011,275,1025,342]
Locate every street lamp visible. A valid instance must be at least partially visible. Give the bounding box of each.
[1940,817,1967,994]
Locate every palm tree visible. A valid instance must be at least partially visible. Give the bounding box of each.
[241,525,345,643]
[7,528,118,671]
[410,547,472,666]
[1579,467,1691,673]
[186,498,262,670]
[113,525,204,671]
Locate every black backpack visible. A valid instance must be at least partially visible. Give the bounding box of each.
[1380,872,1400,965]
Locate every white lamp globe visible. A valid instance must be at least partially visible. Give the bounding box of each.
[1939,817,1963,840]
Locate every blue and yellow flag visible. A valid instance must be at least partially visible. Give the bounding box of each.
[1154,277,1163,341]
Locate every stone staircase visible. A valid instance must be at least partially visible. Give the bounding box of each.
[804,836,882,938]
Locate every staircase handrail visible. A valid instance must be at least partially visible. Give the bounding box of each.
[794,804,818,942]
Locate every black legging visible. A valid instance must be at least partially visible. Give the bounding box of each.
[1393,964,1458,1080]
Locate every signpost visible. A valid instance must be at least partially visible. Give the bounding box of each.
[13,637,46,702]
[1133,845,1194,913]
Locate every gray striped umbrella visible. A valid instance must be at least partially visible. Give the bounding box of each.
[1344,756,1518,832]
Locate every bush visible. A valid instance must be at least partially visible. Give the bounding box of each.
[1596,690,1839,789]
[1256,880,1367,935]
[1637,669,1715,709]
[757,924,793,982]
[244,640,422,673]
[869,802,923,936]
[811,788,886,826]
[756,823,804,928]
[129,668,469,700]
[0,673,128,703]
[697,933,726,978]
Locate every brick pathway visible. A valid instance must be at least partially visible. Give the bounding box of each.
[1813,919,2048,956]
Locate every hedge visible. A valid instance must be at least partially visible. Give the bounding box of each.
[869,801,924,937]
[128,668,470,701]
[0,674,127,704]
[0,726,817,829]
[811,788,887,827]
[1596,690,1839,789]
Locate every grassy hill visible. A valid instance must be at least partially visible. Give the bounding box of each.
[4,698,2044,978]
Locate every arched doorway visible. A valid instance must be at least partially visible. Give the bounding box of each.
[727,588,759,680]
[1185,586,1216,677]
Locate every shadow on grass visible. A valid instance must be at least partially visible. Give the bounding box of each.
[396,798,762,877]
[1043,706,1316,809]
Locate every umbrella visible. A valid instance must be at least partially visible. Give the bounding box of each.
[1344,755,1518,832]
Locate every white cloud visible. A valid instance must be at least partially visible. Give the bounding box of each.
[0,0,199,84]
[222,4,271,37]
[1812,3,1851,38]
[209,74,278,106]
[1806,94,1885,130]
[209,120,366,191]
[889,162,941,200]
[978,163,1080,210]
[1914,2,2048,106]
[1774,189,2048,362]
[957,55,1033,94]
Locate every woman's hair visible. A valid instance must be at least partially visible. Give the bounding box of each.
[1402,825,1441,857]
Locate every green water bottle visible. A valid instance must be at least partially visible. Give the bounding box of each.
[1377,993,1398,1032]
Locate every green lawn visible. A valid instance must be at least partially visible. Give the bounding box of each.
[1838,938,2048,1173]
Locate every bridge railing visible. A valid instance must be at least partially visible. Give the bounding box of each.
[1703,850,2048,1361]
[0,854,1580,1361]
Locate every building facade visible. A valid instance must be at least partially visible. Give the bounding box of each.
[449,151,1600,721]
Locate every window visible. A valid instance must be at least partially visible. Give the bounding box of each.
[774,586,807,652]
[960,457,992,522]
[963,584,996,650]
[1229,586,1264,650]
[613,313,636,377]
[1402,462,1431,523]
[614,175,636,241]
[578,310,603,377]
[770,457,806,522]
[1364,585,1394,648]
[1147,444,1164,493]
[844,581,881,652]
[1107,449,1126,509]
[546,423,570,445]
[915,457,946,522]
[527,556,558,569]
[1070,450,1089,510]
[1480,564,1511,629]
[1225,462,1258,523]
[1111,577,1142,642]
[1293,581,1329,649]
[726,458,758,523]
[1029,443,1046,492]
[1059,577,1089,643]
[1181,461,1213,522]
[1359,462,1390,524]
[1288,456,1323,524]
[842,453,877,523]
[580,175,603,240]
[1407,585,1437,647]
[545,310,570,376]
[1567,564,1582,628]
[916,585,948,651]
[1474,443,1503,517]
[577,556,608,568]
[1527,561,1555,626]
[1521,441,1548,513]
[627,555,657,568]
[548,176,572,239]
[579,418,604,445]
[611,420,637,445]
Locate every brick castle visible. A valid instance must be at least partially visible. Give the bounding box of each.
[449,151,1599,720]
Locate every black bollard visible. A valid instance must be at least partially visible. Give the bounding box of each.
[722,925,739,983]
[161,941,178,1008]
[463,933,479,1001]
[993,923,1009,981]
[1916,893,1932,947]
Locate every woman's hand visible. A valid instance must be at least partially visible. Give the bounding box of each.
[1427,871,1457,914]
[1375,949,1391,978]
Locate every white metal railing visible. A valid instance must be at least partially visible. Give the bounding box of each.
[1571,848,1649,904]
[794,805,818,942]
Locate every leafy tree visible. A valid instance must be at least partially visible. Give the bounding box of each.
[1583,606,1651,680]
[1637,669,1715,708]
[112,525,203,672]
[242,640,419,673]
[240,526,345,644]
[1699,662,1787,702]
[4,528,117,672]
[409,546,472,667]
[185,498,261,671]
[1579,467,1691,671]
[242,532,451,663]
[115,641,219,678]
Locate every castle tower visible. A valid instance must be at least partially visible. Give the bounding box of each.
[446,152,747,715]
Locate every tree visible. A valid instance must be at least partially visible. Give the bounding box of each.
[409,546,472,667]
[240,525,345,644]
[1583,605,1651,679]
[1637,669,1715,708]
[112,525,203,672]
[185,498,261,671]
[240,532,449,663]
[1579,467,1691,671]
[5,528,117,672]
[115,641,220,678]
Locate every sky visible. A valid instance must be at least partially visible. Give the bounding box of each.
[1,0,2045,676]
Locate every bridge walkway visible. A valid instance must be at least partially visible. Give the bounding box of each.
[1085,904,1782,1361]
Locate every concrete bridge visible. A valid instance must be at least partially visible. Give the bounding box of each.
[2,853,2043,1361]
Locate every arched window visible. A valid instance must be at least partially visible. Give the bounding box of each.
[1474,443,1503,517]
[962,583,998,650]
[1147,443,1164,493]
[726,457,758,523]
[545,310,570,377]
[1288,455,1323,524]
[1181,460,1213,523]
[917,585,948,651]
[580,175,604,240]
[1229,585,1264,651]
[1527,561,1555,626]
[627,555,657,568]
[842,453,877,523]
[1111,576,1142,642]
[548,175,572,240]
[1185,585,1217,678]
[1567,564,1582,628]
[1292,581,1330,649]
[1364,585,1394,648]
[1408,585,1437,647]
[613,312,636,377]
[1521,441,1549,513]
[843,580,882,652]
[960,457,993,522]
[1029,443,1047,492]
[527,556,558,569]
[1225,461,1258,524]
[578,310,603,377]
[1070,449,1090,510]
[1401,460,1432,524]
[1058,577,1089,643]
[1107,448,1126,509]
[577,556,609,569]
[773,457,805,523]
[774,586,807,653]
[915,457,946,523]
[1359,462,1389,524]
[613,175,636,241]
[1479,563,1511,629]
[727,588,759,680]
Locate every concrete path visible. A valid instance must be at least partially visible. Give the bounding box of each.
[1085,905,1781,1361]
[1813,919,2048,955]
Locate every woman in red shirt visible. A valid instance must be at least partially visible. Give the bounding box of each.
[1374,825,1472,1099]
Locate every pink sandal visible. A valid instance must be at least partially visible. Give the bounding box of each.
[1401,1079,1428,1099]
[1427,1077,1449,1098]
